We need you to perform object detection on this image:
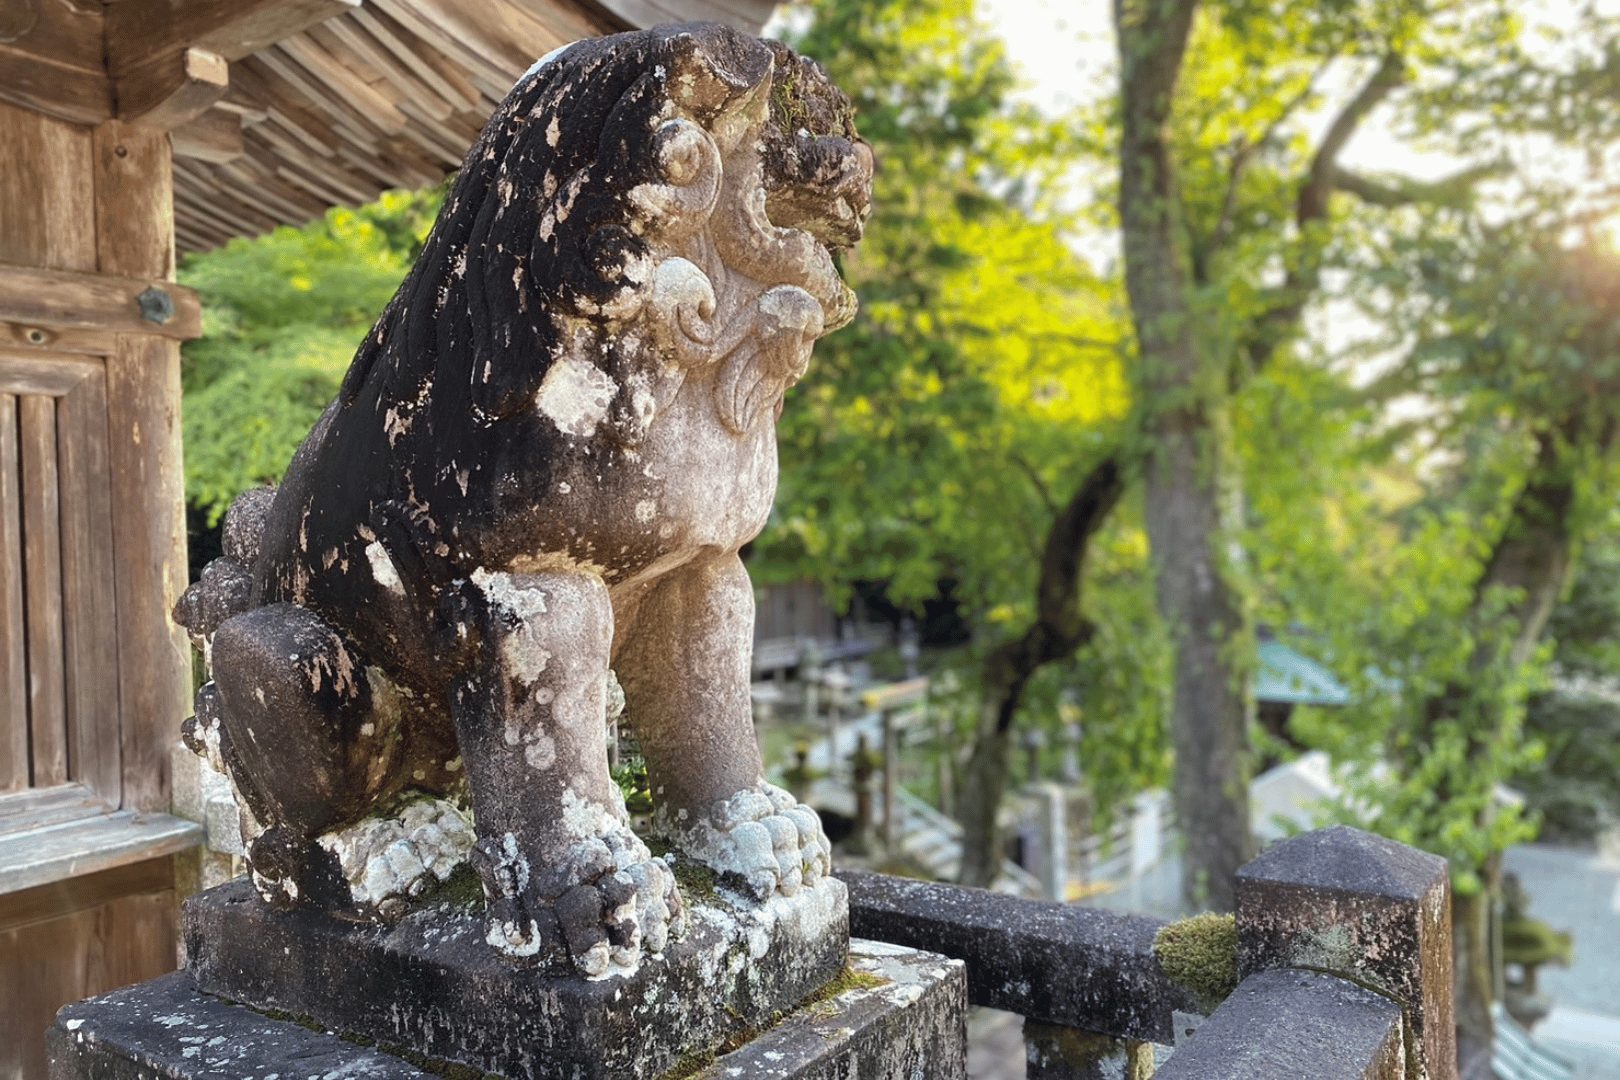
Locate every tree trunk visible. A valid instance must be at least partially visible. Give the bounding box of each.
[1115,0,1254,911]
[1416,426,1589,1061]
[956,457,1123,887]
[1453,856,1501,1079]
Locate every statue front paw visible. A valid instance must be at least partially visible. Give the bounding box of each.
[662,782,832,901]
[474,821,683,977]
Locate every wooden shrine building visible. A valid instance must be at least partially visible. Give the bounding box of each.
[0,0,770,1074]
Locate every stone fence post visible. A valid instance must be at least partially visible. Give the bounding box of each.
[1158,825,1457,1080]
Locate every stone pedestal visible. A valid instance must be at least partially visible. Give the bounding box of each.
[49,942,965,1080]
[48,876,968,1080]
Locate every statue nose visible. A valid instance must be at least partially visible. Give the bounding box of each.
[759,285,825,343]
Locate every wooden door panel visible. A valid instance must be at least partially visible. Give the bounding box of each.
[0,859,178,1080]
[0,395,24,793]
[19,394,67,786]
[0,352,119,812]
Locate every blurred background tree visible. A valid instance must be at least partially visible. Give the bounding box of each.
[180,189,441,527]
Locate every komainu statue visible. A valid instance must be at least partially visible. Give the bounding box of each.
[173,23,872,978]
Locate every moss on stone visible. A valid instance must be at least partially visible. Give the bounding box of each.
[654,963,889,1078]
[800,963,889,1008]
[659,1049,719,1080]
[1152,912,1238,1008]
[670,857,720,904]
[431,863,486,911]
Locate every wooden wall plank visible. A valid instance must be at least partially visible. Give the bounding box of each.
[0,102,97,273]
[94,122,192,815]
[0,396,26,794]
[0,858,178,1080]
[58,369,123,802]
[19,395,67,788]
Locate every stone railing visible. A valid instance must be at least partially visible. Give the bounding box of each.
[840,825,1457,1080]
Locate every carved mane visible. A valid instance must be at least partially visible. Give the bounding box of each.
[336,24,870,440]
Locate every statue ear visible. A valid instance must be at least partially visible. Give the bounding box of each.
[662,26,774,122]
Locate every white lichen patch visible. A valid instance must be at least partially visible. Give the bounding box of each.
[524,734,558,770]
[364,541,404,595]
[316,798,474,911]
[470,568,552,686]
[655,781,832,901]
[534,356,618,438]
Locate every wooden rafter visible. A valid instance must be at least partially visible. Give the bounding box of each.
[115,46,229,129]
[104,0,361,75]
[171,108,246,164]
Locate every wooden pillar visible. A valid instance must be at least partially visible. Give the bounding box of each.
[93,121,191,813]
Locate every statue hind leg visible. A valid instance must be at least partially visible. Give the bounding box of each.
[208,602,388,909]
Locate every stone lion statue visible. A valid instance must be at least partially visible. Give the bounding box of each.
[173,23,872,978]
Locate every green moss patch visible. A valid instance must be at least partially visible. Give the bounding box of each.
[1152,912,1238,1008]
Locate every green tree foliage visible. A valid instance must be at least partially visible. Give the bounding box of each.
[763,0,1130,607]
[765,0,1175,870]
[179,189,441,521]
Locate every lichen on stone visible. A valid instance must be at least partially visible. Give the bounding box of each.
[1152,912,1239,1008]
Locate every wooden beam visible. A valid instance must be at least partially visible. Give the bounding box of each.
[171,108,244,163]
[0,44,112,124]
[106,0,361,75]
[116,45,229,130]
[0,0,111,123]
[0,264,201,341]
[0,811,202,895]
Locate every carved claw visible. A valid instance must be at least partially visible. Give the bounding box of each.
[247,826,312,911]
[472,822,683,977]
[661,782,832,901]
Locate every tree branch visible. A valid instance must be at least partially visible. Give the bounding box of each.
[1297,52,1406,228]
[1330,162,1506,208]
[986,452,1126,734]
[1201,62,1333,272]
[1234,54,1408,375]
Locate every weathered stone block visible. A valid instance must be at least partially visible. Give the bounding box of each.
[841,869,1199,1042]
[1153,968,1406,1080]
[48,940,965,1080]
[48,972,432,1080]
[184,875,849,1079]
[1235,826,1455,1080]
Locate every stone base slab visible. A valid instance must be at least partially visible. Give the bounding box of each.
[182,875,850,1079]
[49,941,966,1080]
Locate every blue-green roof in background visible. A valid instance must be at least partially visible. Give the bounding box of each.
[1255,639,1351,707]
